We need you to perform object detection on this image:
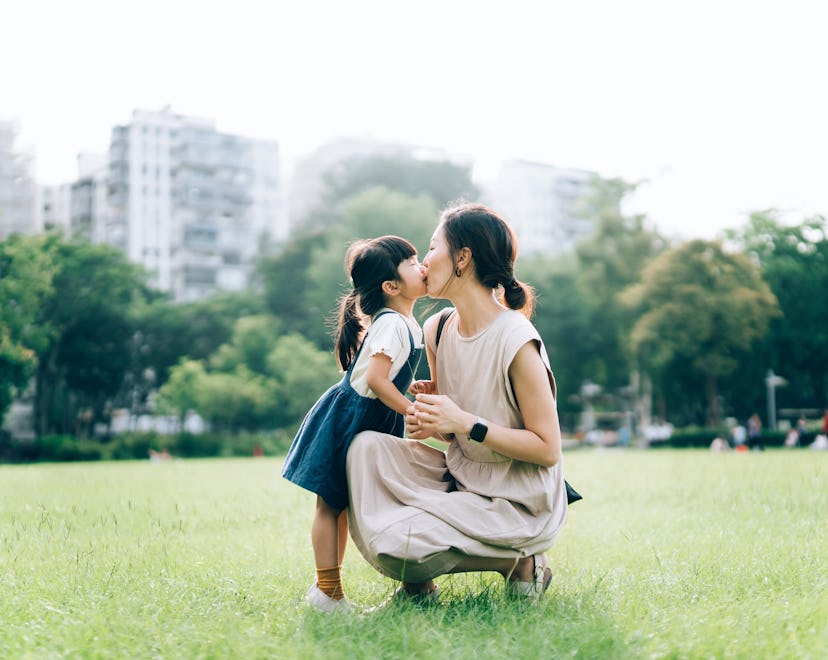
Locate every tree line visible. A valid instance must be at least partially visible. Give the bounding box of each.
[1,155,826,441]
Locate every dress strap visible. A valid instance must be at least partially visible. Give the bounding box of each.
[345,310,404,374]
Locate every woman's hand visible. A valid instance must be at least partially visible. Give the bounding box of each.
[412,393,474,437]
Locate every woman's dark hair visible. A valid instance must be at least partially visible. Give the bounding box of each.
[440,202,535,317]
[334,235,417,370]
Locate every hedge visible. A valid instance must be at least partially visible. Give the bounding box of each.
[0,429,295,464]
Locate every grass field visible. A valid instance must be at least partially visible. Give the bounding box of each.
[1,449,825,659]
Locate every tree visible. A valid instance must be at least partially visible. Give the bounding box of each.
[572,178,668,426]
[518,254,593,427]
[209,314,283,376]
[155,359,205,427]
[266,333,341,426]
[260,187,439,350]
[0,234,57,426]
[621,240,779,426]
[158,319,340,432]
[317,155,478,227]
[723,212,828,417]
[33,240,151,436]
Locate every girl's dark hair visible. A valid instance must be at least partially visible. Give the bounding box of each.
[440,202,535,317]
[334,235,417,370]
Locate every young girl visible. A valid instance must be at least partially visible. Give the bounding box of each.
[281,235,427,613]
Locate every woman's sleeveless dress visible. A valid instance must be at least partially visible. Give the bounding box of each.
[347,310,567,582]
[281,311,422,511]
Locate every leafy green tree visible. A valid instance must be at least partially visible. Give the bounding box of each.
[192,368,273,432]
[267,333,341,426]
[159,319,339,431]
[260,187,439,350]
[0,234,57,425]
[210,315,283,376]
[155,359,205,426]
[621,240,779,426]
[257,233,322,344]
[315,155,478,227]
[34,240,150,436]
[722,211,828,418]
[573,178,668,395]
[135,291,266,383]
[518,254,593,426]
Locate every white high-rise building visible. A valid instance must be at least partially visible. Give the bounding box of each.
[483,160,597,255]
[0,121,39,239]
[70,153,109,243]
[39,183,72,234]
[106,107,283,301]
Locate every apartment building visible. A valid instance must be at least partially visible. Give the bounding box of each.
[106,108,283,301]
[40,183,72,234]
[0,121,39,239]
[483,160,597,255]
[70,153,109,243]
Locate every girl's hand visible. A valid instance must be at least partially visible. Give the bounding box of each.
[408,380,437,396]
[405,405,432,440]
[412,393,473,437]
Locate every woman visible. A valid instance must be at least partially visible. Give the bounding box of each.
[346,203,568,602]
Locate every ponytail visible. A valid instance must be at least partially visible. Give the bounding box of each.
[502,277,535,318]
[334,291,365,370]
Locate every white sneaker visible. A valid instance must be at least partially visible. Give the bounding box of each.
[305,583,354,614]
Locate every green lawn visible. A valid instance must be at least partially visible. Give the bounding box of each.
[1,450,825,659]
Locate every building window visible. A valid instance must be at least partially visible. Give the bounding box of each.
[184,266,215,286]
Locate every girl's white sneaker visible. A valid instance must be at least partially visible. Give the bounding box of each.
[305,583,354,614]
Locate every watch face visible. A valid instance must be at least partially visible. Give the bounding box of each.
[470,421,488,443]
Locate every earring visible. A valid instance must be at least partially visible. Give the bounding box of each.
[454,267,462,277]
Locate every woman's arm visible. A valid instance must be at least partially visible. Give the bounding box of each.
[411,341,561,467]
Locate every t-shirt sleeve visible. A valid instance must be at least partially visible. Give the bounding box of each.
[366,313,409,365]
[503,317,557,402]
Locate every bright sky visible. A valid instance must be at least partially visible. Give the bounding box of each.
[3,0,826,239]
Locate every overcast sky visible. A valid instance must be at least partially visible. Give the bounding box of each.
[3,0,826,239]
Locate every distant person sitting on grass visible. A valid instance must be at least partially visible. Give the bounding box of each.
[747,413,763,451]
[281,236,426,613]
[149,449,171,462]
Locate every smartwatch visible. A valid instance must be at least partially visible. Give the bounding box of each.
[469,417,488,443]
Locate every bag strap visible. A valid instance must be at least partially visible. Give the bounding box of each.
[434,307,455,348]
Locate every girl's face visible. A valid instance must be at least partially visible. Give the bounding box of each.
[396,254,427,300]
[422,225,453,298]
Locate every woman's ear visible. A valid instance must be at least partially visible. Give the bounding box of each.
[455,247,472,272]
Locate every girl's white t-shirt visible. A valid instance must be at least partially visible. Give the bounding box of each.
[348,309,423,398]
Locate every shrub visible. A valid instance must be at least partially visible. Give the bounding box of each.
[651,426,788,449]
[105,432,169,460]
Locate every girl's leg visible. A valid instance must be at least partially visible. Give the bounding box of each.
[311,497,345,599]
[337,509,348,565]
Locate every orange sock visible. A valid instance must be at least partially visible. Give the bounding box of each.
[316,565,344,600]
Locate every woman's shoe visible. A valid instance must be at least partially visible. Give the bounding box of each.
[305,583,355,613]
[507,554,552,601]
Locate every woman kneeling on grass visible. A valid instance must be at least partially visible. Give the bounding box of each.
[347,203,568,604]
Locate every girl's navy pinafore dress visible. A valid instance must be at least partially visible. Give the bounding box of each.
[281,311,422,510]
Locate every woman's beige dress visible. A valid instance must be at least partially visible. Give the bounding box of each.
[347,309,568,583]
